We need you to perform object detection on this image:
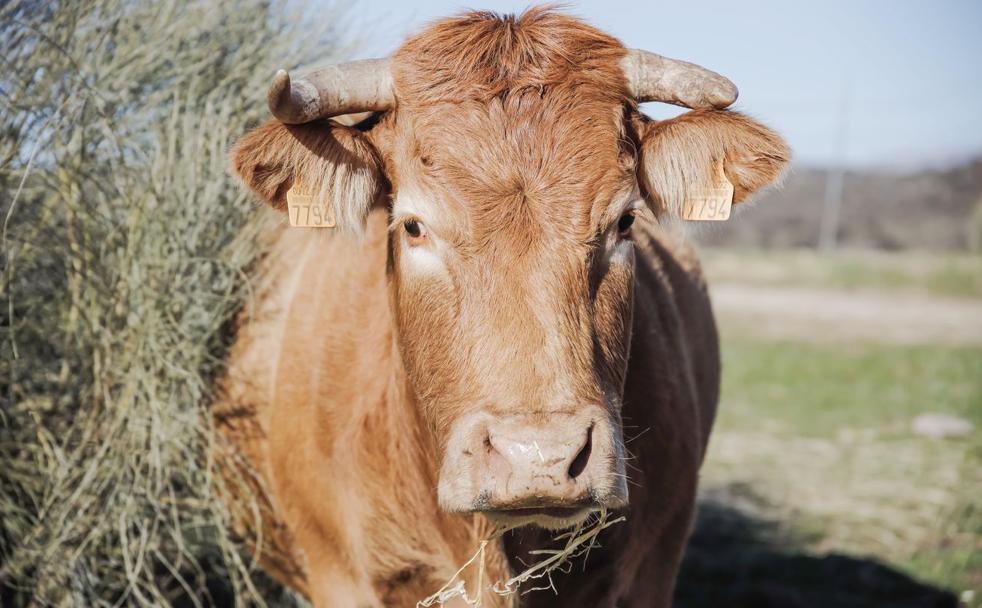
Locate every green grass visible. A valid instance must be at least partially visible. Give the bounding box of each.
[702,334,982,601]
[719,338,982,437]
[702,248,982,298]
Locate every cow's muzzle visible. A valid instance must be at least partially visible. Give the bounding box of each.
[437,408,629,529]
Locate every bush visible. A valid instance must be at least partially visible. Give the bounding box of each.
[0,0,349,604]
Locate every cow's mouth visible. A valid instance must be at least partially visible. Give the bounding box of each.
[484,505,595,530]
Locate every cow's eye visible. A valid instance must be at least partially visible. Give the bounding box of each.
[404,218,426,242]
[617,211,636,234]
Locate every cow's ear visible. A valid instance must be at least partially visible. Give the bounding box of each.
[636,109,790,218]
[229,119,383,232]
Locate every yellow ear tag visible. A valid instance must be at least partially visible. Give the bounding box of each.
[682,163,733,221]
[286,179,336,228]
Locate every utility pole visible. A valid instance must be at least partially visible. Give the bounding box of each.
[818,82,851,251]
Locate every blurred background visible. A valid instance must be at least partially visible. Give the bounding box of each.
[1,0,979,606]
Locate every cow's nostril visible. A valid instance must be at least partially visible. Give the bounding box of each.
[567,424,593,480]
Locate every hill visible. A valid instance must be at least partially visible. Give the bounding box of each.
[696,158,982,251]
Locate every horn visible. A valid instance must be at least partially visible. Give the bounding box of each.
[621,49,738,110]
[267,58,394,124]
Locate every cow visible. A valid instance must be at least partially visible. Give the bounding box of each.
[215,7,789,607]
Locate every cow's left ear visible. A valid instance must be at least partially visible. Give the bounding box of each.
[636,109,790,217]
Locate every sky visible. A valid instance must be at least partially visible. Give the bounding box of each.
[340,0,982,169]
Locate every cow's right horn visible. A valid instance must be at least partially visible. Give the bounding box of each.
[267,58,394,124]
[621,49,738,110]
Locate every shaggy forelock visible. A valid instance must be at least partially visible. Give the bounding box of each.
[386,7,638,249]
[392,6,630,106]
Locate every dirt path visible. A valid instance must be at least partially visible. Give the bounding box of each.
[710,283,982,346]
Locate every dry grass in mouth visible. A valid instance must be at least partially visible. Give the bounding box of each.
[417,509,626,607]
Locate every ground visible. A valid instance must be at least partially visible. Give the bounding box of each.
[674,249,981,608]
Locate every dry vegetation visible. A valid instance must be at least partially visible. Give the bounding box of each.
[1,1,977,607]
[0,1,349,604]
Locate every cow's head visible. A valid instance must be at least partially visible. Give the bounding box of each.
[231,8,788,529]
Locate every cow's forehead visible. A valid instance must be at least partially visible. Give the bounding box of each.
[401,96,634,241]
[390,7,629,107]
[388,9,636,241]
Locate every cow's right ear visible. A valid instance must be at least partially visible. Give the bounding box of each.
[229,119,383,232]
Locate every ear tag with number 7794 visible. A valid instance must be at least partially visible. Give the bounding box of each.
[286,178,336,228]
[682,163,734,221]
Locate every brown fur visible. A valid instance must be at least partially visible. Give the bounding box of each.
[217,7,788,607]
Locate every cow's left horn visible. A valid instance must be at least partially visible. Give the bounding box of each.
[267,58,394,124]
[621,49,738,110]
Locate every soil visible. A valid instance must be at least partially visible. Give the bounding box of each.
[711,283,982,346]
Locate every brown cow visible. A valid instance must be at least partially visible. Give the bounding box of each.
[216,7,789,607]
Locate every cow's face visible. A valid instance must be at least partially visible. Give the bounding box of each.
[229,9,788,530]
[366,20,660,528]
[378,94,639,528]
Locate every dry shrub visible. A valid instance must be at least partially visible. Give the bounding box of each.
[0,0,350,604]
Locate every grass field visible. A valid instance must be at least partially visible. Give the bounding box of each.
[702,248,982,299]
[676,248,982,608]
